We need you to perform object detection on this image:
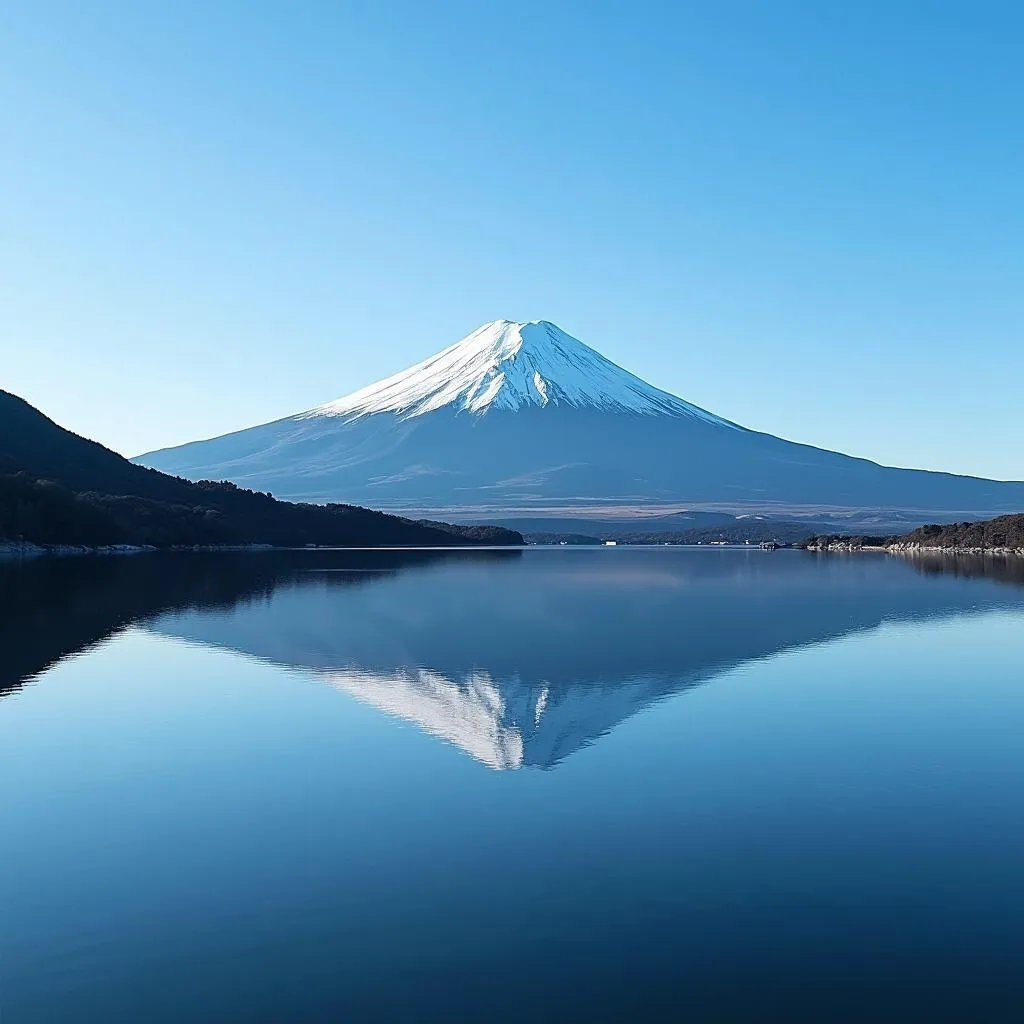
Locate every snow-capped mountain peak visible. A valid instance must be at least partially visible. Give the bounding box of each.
[135,317,1024,512]
[306,319,736,425]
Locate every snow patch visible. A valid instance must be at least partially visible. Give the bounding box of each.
[535,685,549,725]
[327,666,526,770]
[305,320,738,427]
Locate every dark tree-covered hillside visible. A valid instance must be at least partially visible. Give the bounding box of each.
[898,515,1024,550]
[799,514,1024,552]
[0,390,521,548]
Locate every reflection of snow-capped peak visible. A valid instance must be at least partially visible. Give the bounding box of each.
[322,663,678,771]
[306,320,737,425]
[325,666,527,770]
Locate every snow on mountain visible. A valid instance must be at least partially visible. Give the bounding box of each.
[135,318,1024,515]
[307,319,737,426]
[321,667,684,771]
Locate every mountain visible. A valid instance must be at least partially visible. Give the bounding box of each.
[312,318,736,422]
[136,320,1024,517]
[0,389,521,548]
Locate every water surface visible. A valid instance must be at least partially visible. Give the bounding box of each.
[2,549,1024,1021]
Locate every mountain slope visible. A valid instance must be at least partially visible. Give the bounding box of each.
[136,320,1024,515]
[0,389,521,548]
[311,319,736,423]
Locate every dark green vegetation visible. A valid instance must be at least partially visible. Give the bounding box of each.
[0,390,522,549]
[800,514,1024,552]
[898,515,1024,549]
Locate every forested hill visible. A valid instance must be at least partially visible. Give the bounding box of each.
[0,390,522,549]
[896,515,1024,550]
[800,514,1024,553]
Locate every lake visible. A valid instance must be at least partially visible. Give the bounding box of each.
[2,547,1024,1022]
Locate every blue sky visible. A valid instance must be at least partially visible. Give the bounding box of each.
[2,1,1021,478]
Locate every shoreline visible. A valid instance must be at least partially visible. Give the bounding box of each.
[804,542,1024,557]
[0,541,526,560]
[893,544,1024,557]
[6,539,1023,560]
[0,541,156,560]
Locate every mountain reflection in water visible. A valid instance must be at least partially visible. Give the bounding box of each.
[5,548,1024,770]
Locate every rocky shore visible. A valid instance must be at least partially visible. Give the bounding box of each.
[802,539,1024,557]
[0,541,155,559]
[801,515,1024,556]
[888,543,1024,557]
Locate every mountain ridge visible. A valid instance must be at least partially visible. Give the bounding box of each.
[135,320,1024,517]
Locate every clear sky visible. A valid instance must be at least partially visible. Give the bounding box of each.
[2,1,1021,478]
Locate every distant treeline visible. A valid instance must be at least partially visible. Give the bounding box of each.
[0,472,520,549]
[527,521,819,546]
[527,514,1024,552]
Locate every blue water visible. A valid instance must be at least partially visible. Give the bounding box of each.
[2,548,1024,1021]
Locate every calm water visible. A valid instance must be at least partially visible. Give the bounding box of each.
[2,548,1024,1022]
